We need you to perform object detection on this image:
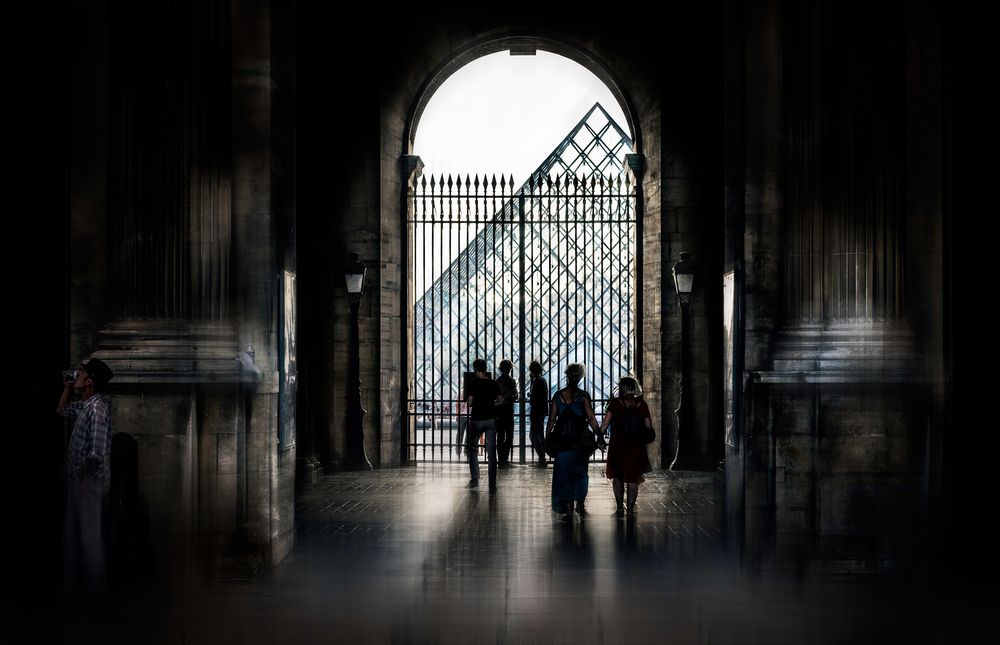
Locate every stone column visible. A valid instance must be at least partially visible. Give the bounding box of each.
[89,1,243,578]
[778,0,909,365]
[399,155,424,465]
[101,0,237,369]
[738,0,939,573]
[83,0,295,575]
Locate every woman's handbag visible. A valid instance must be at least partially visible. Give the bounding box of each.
[544,431,563,458]
[578,428,598,456]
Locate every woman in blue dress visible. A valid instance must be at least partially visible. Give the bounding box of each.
[545,363,605,519]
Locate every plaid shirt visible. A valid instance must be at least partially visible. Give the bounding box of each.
[60,393,113,487]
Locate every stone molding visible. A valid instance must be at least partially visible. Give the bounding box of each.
[753,323,930,384]
[93,320,270,385]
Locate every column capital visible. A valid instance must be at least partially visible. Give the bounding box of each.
[400,155,424,188]
[625,153,645,182]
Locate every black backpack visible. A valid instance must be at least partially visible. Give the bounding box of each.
[552,393,597,455]
[617,406,656,444]
[555,407,585,443]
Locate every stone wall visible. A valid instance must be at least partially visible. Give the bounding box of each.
[743,383,929,570]
[62,0,296,576]
[727,0,949,572]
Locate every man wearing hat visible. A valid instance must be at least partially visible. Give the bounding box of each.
[56,357,114,598]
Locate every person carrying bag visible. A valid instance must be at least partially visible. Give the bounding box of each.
[545,363,604,520]
[599,375,654,517]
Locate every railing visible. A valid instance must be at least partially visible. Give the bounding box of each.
[407,171,637,462]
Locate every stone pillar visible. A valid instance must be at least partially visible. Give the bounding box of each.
[100,0,238,368]
[660,2,726,471]
[739,0,785,571]
[626,153,646,371]
[78,0,295,575]
[90,0,244,578]
[106,0,231,324]
[782,0,905,327]
[629,151,665,467]
[723,0,747,557]
[231,0,296,568]
[736,0,942,573]
[400,155,424,465]
[771,0,914,371]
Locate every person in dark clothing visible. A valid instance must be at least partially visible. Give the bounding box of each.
[527,360,549,467]
[57,357,114,599]
[494,359,517,467]
[546,363,604,520]
[600,375,654,517]
[463,358,501,493]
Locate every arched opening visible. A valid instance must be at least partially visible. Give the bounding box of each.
[402,45,644,463]
[405,37,641,155]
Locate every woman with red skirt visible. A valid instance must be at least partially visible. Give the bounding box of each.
[600,376,654,517]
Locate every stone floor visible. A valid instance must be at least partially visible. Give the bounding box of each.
[50,463,978,643]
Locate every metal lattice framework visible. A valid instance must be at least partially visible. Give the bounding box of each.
[407,103,637,462]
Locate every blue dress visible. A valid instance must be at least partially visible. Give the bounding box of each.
[550,389,591,512]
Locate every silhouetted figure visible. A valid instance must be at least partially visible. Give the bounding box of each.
[495,359,517,466]
[545,363,604,520]
[463,359,501,493]
[527,361,549,467]
[57,357,114,600]
[108,433,150,587]
[600,376,654,517]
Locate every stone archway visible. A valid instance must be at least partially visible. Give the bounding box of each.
[375,31,664,467]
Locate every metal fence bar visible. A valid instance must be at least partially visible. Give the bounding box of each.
[518,189,527,464]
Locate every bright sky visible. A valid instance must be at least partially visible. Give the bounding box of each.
[413,50,631,182]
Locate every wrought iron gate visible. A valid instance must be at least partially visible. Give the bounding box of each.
[406,104,638,462]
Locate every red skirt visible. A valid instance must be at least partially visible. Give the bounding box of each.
[605,439,652,483]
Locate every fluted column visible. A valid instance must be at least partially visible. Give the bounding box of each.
[99,0,239,382]
[783,0,905,327]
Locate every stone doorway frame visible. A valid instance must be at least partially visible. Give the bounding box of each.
[375,32,664,467]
